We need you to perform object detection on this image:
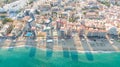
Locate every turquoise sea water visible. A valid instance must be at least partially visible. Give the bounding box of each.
[0,47,120,67]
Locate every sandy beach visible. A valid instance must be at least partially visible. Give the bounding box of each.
[1,35,120,53]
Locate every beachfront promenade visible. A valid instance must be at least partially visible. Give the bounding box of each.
[0,34,120,52]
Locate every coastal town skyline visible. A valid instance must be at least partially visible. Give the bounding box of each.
[0,0,120,67]
[0,0,120,50]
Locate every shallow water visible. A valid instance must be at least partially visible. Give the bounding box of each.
[0,47,120,67]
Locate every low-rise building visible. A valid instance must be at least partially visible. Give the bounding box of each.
[10,23,23,36]
[87,28,107,38]
[0,23,13,36]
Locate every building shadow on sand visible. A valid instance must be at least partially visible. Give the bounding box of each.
[87,36,116,51]
[46,42,54,58]
[62,39,70,58]
[79,36,94,61]
[62,38,79,61]
[0,38,6,49]
[25,37,37,57]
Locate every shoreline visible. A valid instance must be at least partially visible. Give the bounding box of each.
[1,44,120,53]
[0,37,120,53]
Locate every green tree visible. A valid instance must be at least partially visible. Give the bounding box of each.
[2,18,13,24]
